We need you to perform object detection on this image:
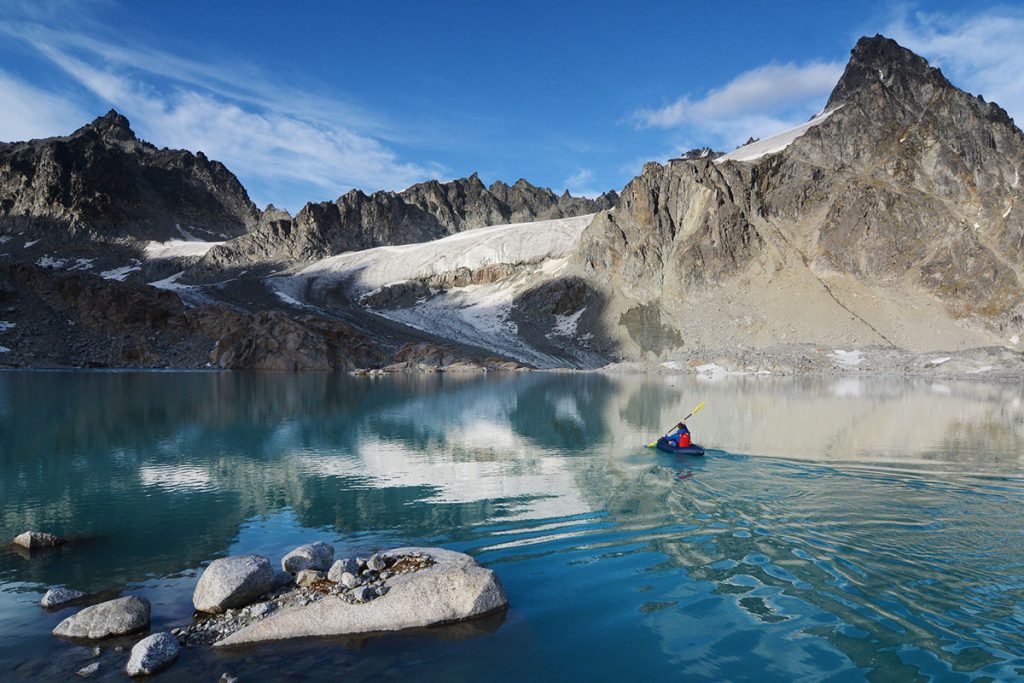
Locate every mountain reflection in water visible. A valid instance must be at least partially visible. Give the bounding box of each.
[1,370,1022,681]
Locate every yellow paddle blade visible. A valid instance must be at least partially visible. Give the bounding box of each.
[645,441,658,448]
[690,401,706,416]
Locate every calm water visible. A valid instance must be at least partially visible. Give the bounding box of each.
[1,370,1023,681]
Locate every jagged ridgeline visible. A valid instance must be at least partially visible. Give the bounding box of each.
[187,173,617,281]
[1,34,1022,371]
[0,110,259,241]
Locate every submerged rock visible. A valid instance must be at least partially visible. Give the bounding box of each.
[215,547,506,646]
[13,531,65,549]
[40,586,87,609]
[281,542,334,574]
[193,554,276,614]
[52,596,150,640]
[126,632,180,677]
[75,662,100,678]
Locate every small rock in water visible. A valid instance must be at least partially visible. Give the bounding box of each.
[126,632,180,677]
[12,531,65,549]
[282,542,334,574]
[40,586,87,609]
[90,646,101,658]
[295,569,326,587]
[327,558,358,583]
[75,662,100,678]
[52,596,151,640]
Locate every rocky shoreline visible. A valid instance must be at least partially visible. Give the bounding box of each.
[600,344,1024,382]
[13,533,507,679]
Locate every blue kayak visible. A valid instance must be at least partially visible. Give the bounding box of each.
[655,436,705,456]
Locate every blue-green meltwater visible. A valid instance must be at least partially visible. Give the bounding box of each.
[1,371,1023,681]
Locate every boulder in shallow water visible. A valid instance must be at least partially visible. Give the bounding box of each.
[126,632,180,677]
[193,555,275,614]
[13,531,65,549]
[215,547,507,646]
[52,596,150,639]
[41,586,87,609]
[281,542,334,574]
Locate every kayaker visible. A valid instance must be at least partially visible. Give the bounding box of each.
[668,421,691,448]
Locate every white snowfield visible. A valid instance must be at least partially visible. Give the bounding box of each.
[277,215,597,366]
[715,107,841,163]
[297,214,594,288]
[144,239,223,260]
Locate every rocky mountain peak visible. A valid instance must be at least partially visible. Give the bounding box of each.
[826,34,953,110]
[74,109,138,145]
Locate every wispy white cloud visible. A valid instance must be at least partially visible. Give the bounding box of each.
[634,62,842,128]
[0,69,89,140]
[884,7,1024,123]
[0,18,443,210]
[631,61,843,151]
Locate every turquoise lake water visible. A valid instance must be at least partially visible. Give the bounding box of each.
[1,370,1023,681]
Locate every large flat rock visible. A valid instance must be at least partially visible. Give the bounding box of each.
[215,547,506,646]
[52,596,150,640]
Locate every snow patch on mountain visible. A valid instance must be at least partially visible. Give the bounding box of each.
[144,239,223,260]
[297,214,594,286]
[716,107,841,163]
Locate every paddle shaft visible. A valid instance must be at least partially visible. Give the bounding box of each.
[664,401,705,436]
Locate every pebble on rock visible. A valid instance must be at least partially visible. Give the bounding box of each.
[126,632,180,677]
[52,596,151,640]
[339,572,359,589]
[281,542,334,574]
[13,531,65,549]
[327,558,358,582]
[366,554,387,572]
[352,585,377,603]
[40,586,87,609]
[295,569,326,587]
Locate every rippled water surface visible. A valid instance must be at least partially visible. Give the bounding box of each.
[2,371,1024,681]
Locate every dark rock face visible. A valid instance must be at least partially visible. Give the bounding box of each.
[0,110,259,242]
[188,174,617,281]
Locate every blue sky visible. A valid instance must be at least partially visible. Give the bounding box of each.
[1,1,1023,212]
